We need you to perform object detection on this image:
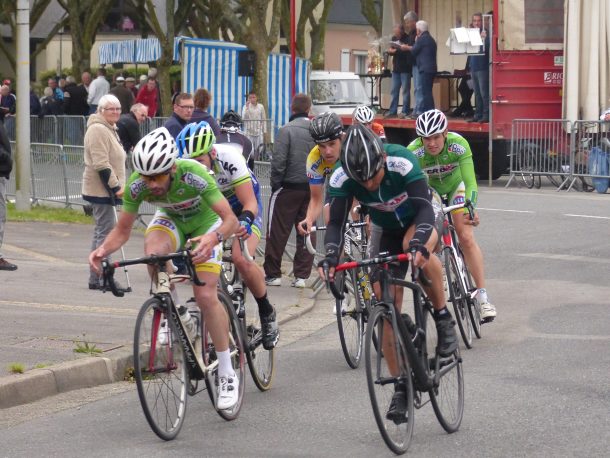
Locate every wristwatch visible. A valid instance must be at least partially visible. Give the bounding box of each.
[215,231,224,244]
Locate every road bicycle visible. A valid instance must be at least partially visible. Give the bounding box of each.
[306,217,374,369]
[218,237,275,391]
[440,199,481,348]
[324,248,464,454]
[101,250,245,441]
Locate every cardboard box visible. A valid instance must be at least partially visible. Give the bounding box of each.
[433,78,450,112]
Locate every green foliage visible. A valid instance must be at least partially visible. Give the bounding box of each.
[7,202,93,224]
[8,363,25,374]
[73,337,102,355]
[35,362,50,369]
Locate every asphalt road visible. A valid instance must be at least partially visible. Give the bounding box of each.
[1,181,609,456]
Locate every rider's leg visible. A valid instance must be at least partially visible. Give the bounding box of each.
[453,211,486,289]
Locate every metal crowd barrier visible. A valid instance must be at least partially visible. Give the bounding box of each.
[507,119,610,192]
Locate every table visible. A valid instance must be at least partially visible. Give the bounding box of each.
[434,73,464,110]
[359,72,391,109]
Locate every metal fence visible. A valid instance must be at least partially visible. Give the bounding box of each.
[507,119,610,192]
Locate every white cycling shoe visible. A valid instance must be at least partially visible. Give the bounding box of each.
[217,372,239,410]
[480,302,497,323]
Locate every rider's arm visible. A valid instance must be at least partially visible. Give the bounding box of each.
[304,183,324,226]
[323,195,352,264]
[234,180,258,216]
[211,198,239,241]
[458,151,478,208]
[406,178,436,247]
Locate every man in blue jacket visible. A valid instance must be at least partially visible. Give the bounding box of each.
[405,20,437,115]
[164,93,194,138]
[468,12,490,123]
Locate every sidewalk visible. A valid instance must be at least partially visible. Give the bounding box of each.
[0,220,322,409]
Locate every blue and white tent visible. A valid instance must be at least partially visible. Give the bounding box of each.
[99,37,181,64]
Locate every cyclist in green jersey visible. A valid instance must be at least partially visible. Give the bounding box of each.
[88,127,241,410]
[318,124,458,424]
[409,109,496,322]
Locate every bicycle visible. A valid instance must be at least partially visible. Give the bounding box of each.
[324,248,464,455]
[101,250,246,441]
[306,217,374,369]
[218,237,275,391]
[440,199,481,348]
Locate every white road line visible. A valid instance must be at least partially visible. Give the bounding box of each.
[477,207,535,214]
[564,214,610,220]
[518,253,610,264]
[0,300,136,316]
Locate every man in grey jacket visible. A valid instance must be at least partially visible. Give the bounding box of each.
[264,94,315,287]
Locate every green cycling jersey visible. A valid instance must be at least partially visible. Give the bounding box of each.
[406,131,478,207]
[122,159,224,233]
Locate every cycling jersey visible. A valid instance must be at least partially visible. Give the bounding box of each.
[328,143,427,230]
[406,131,478,207]
[306,145,336,185]
[216,130,255,164]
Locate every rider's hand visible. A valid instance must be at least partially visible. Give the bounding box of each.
[297,219,311,236]
[237,211,254,239]
[316,248,339,281]
[407,240,430,269]
[188,233,217,264]
[89,246,107,274]
[463,210,480,227]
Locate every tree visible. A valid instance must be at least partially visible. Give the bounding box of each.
[360,0,382,37]
[56,0,114,80]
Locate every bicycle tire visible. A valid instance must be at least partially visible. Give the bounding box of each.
[463,266,482,339]
[443,249,473,348]
[244,290,275,391]
[207,290,246,421]
[365,305,414,455]
[134,298,188,441]
[518,147,536,188]
[429,345,464,433]
[335,268,364,369]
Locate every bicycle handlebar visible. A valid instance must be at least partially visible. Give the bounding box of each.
[442,199,475,221]
[101,250,205,297]
[238,238,254,262]
[305,221,369,255]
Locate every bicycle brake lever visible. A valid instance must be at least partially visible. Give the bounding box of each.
[101,259,124,297]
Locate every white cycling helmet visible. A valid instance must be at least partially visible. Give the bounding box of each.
[415,109,448,137]
[132,127,177,175]
[353,105,375,124]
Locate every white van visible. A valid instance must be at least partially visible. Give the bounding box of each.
[309,71,370,116]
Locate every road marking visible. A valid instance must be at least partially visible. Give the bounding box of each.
[0,300,136,316]
[530,333,610,341]
[518,253,610,264]
[564,214,610,220]
[3,244,83,266]
[478,207,535,214]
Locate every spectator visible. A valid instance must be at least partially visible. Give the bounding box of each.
[136,74,147,91]
[63,75,90,116]
[81,94,126,290]
[30,86,41,116]
[263,94,315,288]
[403,11,422,117]
[109,76,135,114]
[600,107,610,121]
[125,76,138,98]
[190,88,221,136]
[0,121,16,270]
[164,92,194,139]
[0,85,16,122]
[468,12,490,123]
[242,91,267,155]
[81,71,92,92]
[47,78,64,101]
[171,79,181,105]
[40,87,63,116]
[87,68,110,114]
[117,103,148,155]
[216,110,255,169]
[58,77,66,92]
[386,23,413,118]
[405,20,437,114]
[135,77,158,118]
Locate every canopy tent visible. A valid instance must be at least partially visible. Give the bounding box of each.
[562,0,610,121]
[98,37,182,64]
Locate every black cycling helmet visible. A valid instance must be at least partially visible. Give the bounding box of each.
[341,124,385,183]
[310,111,344,143]
[220,110,243,132]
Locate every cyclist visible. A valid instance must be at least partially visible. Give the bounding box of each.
[88,127,241,410]
[176,121,280,350]
[408,109,496,322]
[216,110,256,170]
[352,105,387,143]
[318,123,457,424]
[297,111,345,236]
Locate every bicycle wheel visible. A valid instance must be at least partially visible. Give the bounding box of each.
[134,298,188,441]
[204,290,246,421]
[429,345,464,433]
[517,147,537,189]
[443,249,473,348]
[365,305,414,454]
[244,290,275,391]
[335,268,364,369]
[463,266,482,339]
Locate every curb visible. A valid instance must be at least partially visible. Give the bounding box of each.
[0,285,316,410]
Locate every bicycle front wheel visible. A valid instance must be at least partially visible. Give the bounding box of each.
[365,305,414,455]
[444,249,473,348]
[429,346,464,433]
[134,298,188,441]
[335,268,364,369]
[244,291,275,391]
[464,266,482,339]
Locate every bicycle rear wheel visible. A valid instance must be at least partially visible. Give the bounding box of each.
[365,305,414,455]
[444,249,473,348]
[206,291,246,421]
[244,292,275,391]
[134,298,187,441]
[335,268,364,369]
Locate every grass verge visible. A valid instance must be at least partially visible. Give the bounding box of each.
[7,203,92,224]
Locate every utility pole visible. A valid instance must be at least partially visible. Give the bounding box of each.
[15,0,31,211]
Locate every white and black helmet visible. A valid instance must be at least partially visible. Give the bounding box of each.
[341,124,385,183]
[415,109,448,137]
[353,105,375,124]
[132,127,177,175]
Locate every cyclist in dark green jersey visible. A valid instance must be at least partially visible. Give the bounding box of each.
[318,124,458,424]
[89,127,241,410]
[408,109,496,322]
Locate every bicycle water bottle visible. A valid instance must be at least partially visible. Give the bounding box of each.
[357,270,372,301]
[178,305,198,339]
